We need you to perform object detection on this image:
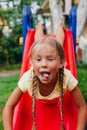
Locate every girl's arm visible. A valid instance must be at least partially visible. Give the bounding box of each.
[3,87,23,130]
[71,86,87,130]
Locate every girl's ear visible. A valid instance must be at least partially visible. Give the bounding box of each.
[59,59,65,68]
[34,22,44,41]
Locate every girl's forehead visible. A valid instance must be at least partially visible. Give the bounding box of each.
[32,43,58,58]
[34,42,56,50]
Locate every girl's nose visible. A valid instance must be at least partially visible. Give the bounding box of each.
[41,59,47,67]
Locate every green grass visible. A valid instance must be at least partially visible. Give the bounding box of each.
[0,66,87,129]
[0,74,19,108]
[0,73,19,129]
[77,67,87,102]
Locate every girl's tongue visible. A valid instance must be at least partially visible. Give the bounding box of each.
[41,72,50,80]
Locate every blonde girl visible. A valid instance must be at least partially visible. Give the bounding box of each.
[3,23,87,130]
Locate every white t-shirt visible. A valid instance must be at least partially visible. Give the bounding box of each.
[18,67,78,100]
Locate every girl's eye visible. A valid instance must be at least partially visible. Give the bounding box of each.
[36,58,41,61]
[48,58,54,61]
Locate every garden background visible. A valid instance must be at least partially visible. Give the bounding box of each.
[0,0,87,129]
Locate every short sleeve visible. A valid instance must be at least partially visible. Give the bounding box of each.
[63,68,78,92]
[67,73,78,91]
[18,68,33,93]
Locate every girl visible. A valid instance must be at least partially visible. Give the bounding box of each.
[3,23,87,130]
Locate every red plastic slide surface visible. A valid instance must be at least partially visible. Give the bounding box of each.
[13,29,78,130]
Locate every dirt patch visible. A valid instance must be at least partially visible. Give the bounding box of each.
[0,69,20,77]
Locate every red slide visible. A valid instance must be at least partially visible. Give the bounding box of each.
[13,29,78,130]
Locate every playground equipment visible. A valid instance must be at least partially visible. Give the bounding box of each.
[22,6,33,54]
[68,6,77,57]
[13,6,78,130]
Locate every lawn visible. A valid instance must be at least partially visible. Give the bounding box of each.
[0,73,19,130]
[77,67,87,102]
[0,66,87,129]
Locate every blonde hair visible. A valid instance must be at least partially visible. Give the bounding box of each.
[30,36,65,60]
[31,37,65,130]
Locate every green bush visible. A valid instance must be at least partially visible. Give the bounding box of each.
[0,25,22,66]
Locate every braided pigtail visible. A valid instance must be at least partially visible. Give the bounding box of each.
[32,70,38,130]
[59,67,65,130]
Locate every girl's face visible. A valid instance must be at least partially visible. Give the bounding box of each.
[31,43,65,85]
